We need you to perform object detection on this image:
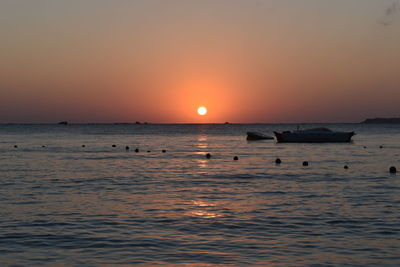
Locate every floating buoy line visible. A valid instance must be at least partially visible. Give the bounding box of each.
[8,144,397,174]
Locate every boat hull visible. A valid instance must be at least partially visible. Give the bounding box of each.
[246,132,274,141]
[274,131,355,143]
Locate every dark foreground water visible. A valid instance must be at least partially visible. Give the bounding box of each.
[0,123,399,266]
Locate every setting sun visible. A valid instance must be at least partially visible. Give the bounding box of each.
[197,106,207,116]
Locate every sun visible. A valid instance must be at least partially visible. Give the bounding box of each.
[197,106,207,116]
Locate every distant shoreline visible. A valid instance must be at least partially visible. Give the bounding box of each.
[361,118,400,124]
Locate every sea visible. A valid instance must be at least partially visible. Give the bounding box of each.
[0,123,399,266]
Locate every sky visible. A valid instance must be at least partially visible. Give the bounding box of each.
[0,0,399,123]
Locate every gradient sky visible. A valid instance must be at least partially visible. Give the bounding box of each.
[1,0,399,123]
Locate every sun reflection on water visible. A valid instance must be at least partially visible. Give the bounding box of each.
[193,200,215,207]
[187,200,221,218]
[188,210,220,218]
[197,136,208,149]
[195,135,209,169]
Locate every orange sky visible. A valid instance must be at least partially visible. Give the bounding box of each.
[1,0,399,123]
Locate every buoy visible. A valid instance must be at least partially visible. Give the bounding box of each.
[82,145,85,148]
[302,161,309,166]
[162,150,166,153]
[344,165,349,169]
[147,150,151,153]
[233,156,239,161]
[125,146,130,150]
[379,145,383,149]
[135,148,139,153]
[389,166,397,174]
[275,158,281,164]
[206,153,211,159]
[42,145,46,148]
[14,145,18,148]
[112,144,116,147]
[363,146,367,149]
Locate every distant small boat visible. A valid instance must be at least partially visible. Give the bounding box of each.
[246,131,274,141]
[274,128,355,143]
[58,121,68,125]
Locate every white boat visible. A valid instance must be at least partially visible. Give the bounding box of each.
[246,131,274,141]
[274,128,355,143]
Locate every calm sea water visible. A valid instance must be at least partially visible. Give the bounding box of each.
[0,123,399,266]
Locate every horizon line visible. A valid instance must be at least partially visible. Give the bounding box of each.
[0,121,365,125]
